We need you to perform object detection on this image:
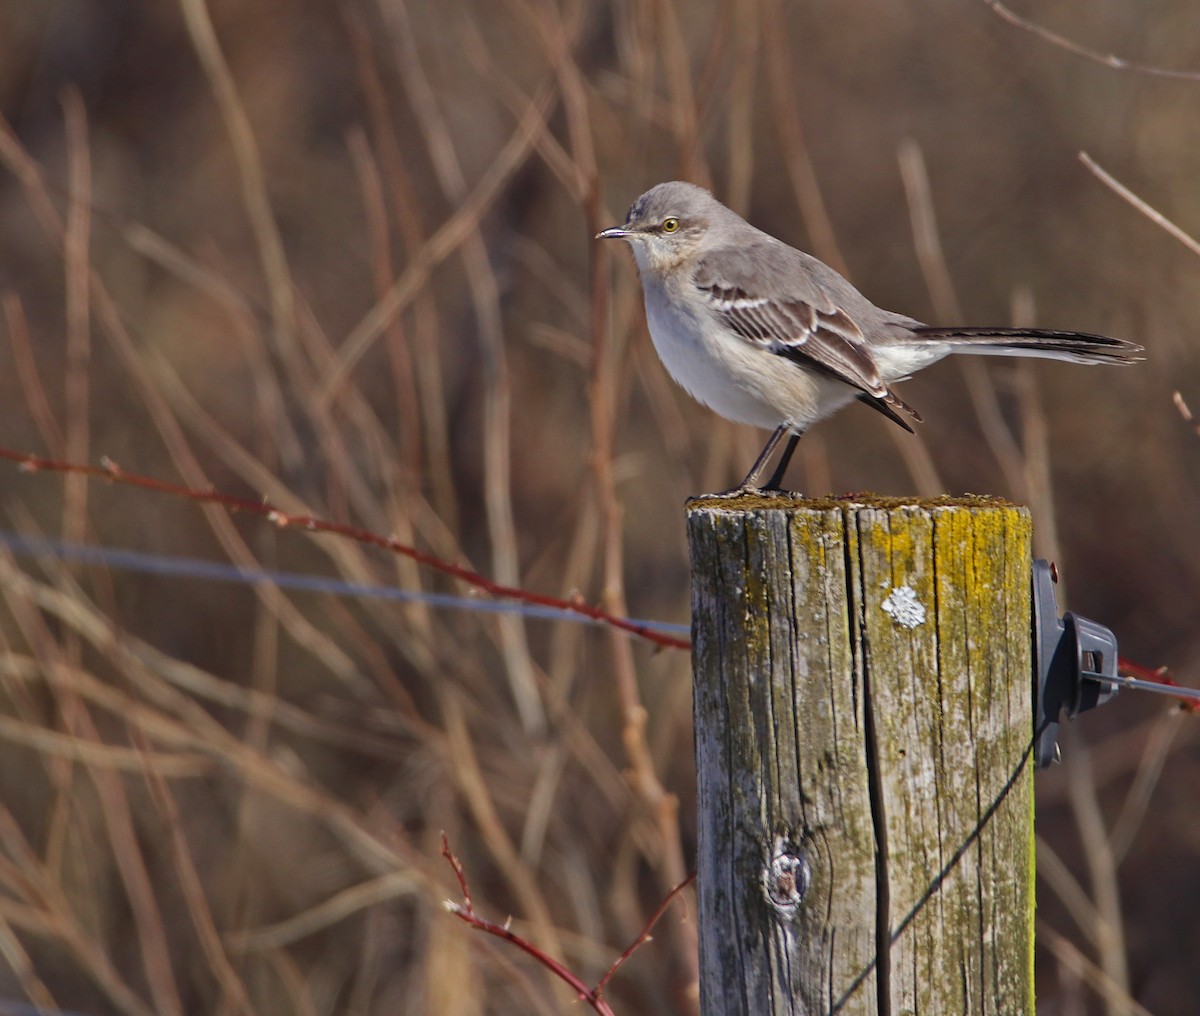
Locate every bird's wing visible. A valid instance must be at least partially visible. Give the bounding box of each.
[693,245,920,425]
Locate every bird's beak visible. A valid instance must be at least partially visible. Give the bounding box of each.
[596,225,634,240]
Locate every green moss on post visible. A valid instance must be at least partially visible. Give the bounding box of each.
[688,497,1034,1015]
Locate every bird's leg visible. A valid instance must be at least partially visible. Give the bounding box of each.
[702,426,803,498]
[731,424,787,491]
[701,425,789,497]
[761,432,802,491]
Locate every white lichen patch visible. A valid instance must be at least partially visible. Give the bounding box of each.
[881,584,926,629]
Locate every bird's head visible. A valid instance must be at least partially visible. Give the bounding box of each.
[596,181,716,276]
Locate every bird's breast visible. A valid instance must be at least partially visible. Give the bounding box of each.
[641,280,835,430]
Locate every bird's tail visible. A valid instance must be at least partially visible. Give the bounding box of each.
[911,326,1143,366]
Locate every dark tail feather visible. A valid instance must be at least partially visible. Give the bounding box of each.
[858,388,922,432]
[912,326,1143,365]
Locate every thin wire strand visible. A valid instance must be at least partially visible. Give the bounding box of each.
[0,530,691,638]
[0,447,689,649]
[8,530,1197,706]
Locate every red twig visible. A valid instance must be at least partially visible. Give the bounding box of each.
[595,871,696,1000]
[0,447,690,650]
[1119,656,1200,714]
[441,834,617,1016]
[441,834,694,1015]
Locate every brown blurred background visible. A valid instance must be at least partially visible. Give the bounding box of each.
[0,0,1198,1013]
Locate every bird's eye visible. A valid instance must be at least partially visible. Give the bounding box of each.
[661,217,680,233]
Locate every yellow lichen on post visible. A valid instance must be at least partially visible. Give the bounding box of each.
[854,503,1034,1015]
[688,497,1034,1015]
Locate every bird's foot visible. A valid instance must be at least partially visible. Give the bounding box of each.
[687,484,801,504]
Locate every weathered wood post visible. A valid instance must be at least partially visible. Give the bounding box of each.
[687,495,1035,1015]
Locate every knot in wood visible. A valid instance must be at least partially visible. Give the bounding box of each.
[763,842,810,915]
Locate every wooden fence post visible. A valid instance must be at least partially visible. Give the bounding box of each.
[687,495,1035,1015]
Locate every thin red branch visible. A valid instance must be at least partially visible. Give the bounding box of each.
[1118,656,1200,715]
[442,831,474,902]
[0,447,690,650]
[441,834,617,1016]
[441,834,694,1013]
[595,872,695,1000]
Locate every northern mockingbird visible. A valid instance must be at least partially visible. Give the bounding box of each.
[597,181,1142,491]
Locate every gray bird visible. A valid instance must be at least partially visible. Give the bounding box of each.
[597,181,1142,491]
